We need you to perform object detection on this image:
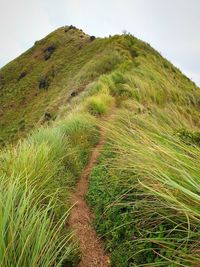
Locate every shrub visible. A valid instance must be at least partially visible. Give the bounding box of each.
[90,36,96,41]
[56,112,100,181]
[58,112,98,141]
[108,72,133,104]
[39,76,50,89]
[85,94,114,116]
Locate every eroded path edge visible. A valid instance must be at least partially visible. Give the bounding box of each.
[68,125,109,267]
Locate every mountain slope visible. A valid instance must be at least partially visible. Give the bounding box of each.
[1,26,199,146]
[0,26,124,145]
[1,27,200,266]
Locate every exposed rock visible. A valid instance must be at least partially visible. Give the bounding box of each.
[90,36,96,41]
[43,44,56,60]
[17,71,27,81]
[44,112,52,121]
[69,25,76,30]
[0,74,5,86]
[71,91,78,97]
[39,77,49,89]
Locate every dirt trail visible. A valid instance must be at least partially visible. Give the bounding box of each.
[68,126,109,267]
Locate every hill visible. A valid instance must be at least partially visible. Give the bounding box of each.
[1,26,200,266]
[0,26,126,146]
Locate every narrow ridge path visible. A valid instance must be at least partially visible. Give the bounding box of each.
[68,125,109,267]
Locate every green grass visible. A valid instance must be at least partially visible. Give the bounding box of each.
[87,107,200,266]
[1,27,200,266]
[0,110,100,266]
[0,173,76,267]
[85,93,114,116]
[85,34,200,266]
[0,27,126,146]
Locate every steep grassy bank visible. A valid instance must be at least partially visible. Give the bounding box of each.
[0,56,117,265]
[87,53,200,265]
[87,113,200,265]
[0,109,100,266]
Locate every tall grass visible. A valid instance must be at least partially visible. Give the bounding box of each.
[85,93,114,116]
[0,174,76,267]
[0,111,100,266]
[87,102,200,266]
[106,110,200,265]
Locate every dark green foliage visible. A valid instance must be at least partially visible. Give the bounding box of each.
[177,128,200,146]
[0,74,4,83]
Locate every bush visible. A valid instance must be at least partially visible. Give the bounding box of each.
[85,94,114,116]
[57,112,99,146]
[108,72,134,106]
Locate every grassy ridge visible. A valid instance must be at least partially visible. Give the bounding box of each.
[1,29,200,266]
[0,27,126,146]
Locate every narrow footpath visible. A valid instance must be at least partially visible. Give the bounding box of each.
[68,126,110,267]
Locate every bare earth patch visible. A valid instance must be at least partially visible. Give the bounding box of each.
[68,128,110,267]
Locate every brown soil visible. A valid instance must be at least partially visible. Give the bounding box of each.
[68,128,109,267]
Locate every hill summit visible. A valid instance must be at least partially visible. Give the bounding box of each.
[1,26,200,266]
[0,25,198,146]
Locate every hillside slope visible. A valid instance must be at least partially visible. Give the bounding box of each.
[1,27,200,266]
[1,26,199,146]
[0,26,124,145]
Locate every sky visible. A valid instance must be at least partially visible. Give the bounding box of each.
[0,0,200,85]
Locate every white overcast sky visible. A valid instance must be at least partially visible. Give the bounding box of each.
[0,0,200,85]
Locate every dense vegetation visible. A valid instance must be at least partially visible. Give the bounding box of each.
[1,26,200,266]
[86,41,200,265]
